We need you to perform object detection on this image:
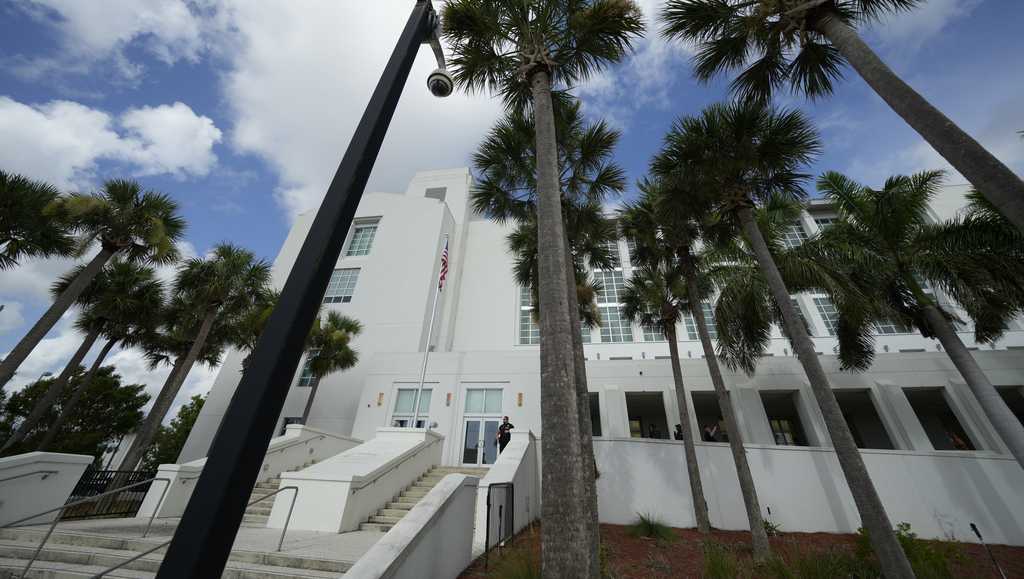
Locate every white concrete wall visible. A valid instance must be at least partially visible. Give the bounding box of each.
[269,428,443,533]
[471,431,540,557]
[594,438,1024,545]
[138,424,360,519]
[0,452,92,526]
[345,474,480,579]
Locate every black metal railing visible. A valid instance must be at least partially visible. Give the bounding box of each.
[60,468,156,520]
[484,482,515,570]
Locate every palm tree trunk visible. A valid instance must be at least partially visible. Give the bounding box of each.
[665,324,711,533]
[300,376,321,425]
[736,206,914,579]
[683,264,770,559]
[815,12,1024,232]
[1,327,101,453]
[119,309,218,472]
[0,248,114,389]
[920,304,1024,466]
[530,66,591,579]
[562,235,601,575]
[38,338,118,451]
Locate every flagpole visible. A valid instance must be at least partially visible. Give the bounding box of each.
[412,233,448,428]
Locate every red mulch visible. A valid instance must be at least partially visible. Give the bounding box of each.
[460,523,1024,578]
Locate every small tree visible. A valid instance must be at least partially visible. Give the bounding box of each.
[299,311,361,425]
[141,395,206,472]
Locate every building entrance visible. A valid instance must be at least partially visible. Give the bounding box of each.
[461,387,504,466]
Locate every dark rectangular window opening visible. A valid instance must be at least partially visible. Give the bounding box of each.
[692,391,728,442]
[425,186,447,201]
[997,386,1024,427]
[281,416,303,435]
[834,390,895,449]
[760,391,809,446]
[904,388,976,450]
[625,392,669,440]
[589,393,602,437]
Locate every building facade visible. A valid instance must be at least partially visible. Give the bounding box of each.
[180,168,1024,472]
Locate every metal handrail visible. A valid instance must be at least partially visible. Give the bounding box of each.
[87,485,299,579]
[0,470,59,484]
[264,434,327,456]
[4,476,170,579]
[350,437,443,493]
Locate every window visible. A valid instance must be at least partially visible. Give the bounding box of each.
[873,320,909,335]
[323,268,359,303]
[393,388,432,427]
[626,392,669,439]
[599,305,633,343]
[518,287,540,345]
[589,393,602,437]
[835,390,895,449]
[581,323,592,344]
[761,391,810,446]
[813,216,837,229]
[692,392,728,442]
[626,238,640,267]
[594,270,625,304]
[904,388,976,450]
[684,303,718,340]
[642,323,665,342]
[425,187,447,201]
[790,297,814,335]
[465,388,503,414]
[813,297,840,336]
[345,222,378,256]
[781,222,808,248]
[997,387,1024,427]
[297,351,318,387]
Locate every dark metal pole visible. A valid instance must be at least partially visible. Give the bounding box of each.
[156,3,437,576]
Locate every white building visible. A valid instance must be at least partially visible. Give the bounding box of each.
[177,168,1024,544]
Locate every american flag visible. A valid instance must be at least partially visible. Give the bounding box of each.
[438,239,449,290]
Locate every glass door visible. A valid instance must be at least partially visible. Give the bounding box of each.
[462,419,500,465]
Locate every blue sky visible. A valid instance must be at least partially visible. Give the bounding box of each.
[1,0,1022,412]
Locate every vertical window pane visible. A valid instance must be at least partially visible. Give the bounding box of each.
[484,390,503,413]
[601,241,621,269]
[791,297,814,335]
[626,239,639,267]
[345,223,378,256]
[600,306,633,343]
[684,303,717,340]
[594,270,625,304]
[394,390,415,414]
[643,324,664,342]
[782,222,808,248]
[814,217,837,229]
[813,297,840,336]
[323,268,359,303]
[519,287,540,345]
[297,351,317,387]
[465,389,485,413]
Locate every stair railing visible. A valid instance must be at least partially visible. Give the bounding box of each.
[351,436,443,495]
[0,470,59,485]
[1,476,170,578]
[87,485,299,578]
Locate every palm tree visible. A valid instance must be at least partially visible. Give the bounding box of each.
[660,0,1024,232]
[236,289,281,372]
[0,171,75,270]
[299,311,361,424]
[38,269,165,451]
[806,170,1024,467]
[619,184,772,560]
[1,261,164,452]
[652,101,915,578]
[117,244,271,471]
[468,97,627,574]
[0,179,184,389]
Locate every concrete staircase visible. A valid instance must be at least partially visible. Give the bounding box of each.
[359,466,488,533]
[242,475,284,528]
[0,526,354,578]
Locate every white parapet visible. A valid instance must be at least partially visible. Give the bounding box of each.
[137,424,361,520]
[268,428,444,533]
[345,473,480,579]
[0,452,93,526]
[471,430,540,557]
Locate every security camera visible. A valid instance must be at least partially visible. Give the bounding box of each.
[427,68,453,98]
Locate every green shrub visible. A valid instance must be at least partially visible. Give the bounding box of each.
[627,513,676,542]
[856,522,964,579]
[763,518,783,536]
[703,541,744,579]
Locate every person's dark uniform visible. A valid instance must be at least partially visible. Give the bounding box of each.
[497,418,515,452]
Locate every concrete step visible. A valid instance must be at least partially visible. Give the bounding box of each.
[399,492,427,501]
[386,501,418,510]
[367,515,402,525]
[376,509,408,519]
[0,538,350,578]
[429,467,489,476]
[418,475,445,484]
[246,504,274,515]
[243,514,268,525]
[410,481,438,490]
[358,523,392,533]
[0,555,154,578]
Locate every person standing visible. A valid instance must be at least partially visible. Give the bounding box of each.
[496,416,515,453]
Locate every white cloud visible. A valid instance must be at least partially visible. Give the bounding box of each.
[870,0,983,53]
[0,302,25,333]
[0,97,222,189]
[9,0,205,82]
[217,1,504,220]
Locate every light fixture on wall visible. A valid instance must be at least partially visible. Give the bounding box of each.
[446,393,452,407]
[517,393,524,407]
[377,393,384,407]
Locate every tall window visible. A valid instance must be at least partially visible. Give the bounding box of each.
[297,350,318,387]
[323,268,359,303]
[465,388,503,414]
[602,240,621,268]
[642,322,664,342]
[393,388,432,427]
[791,297,814,334]
[781,222,808,248]
[345,222,378,256]
[626,238,640,267]
[813,216,837,229]
[594,270,625,304]
[599,306,633,343]
[813,297,840,336]
[518,287,540,345]
[683,303,718,340]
